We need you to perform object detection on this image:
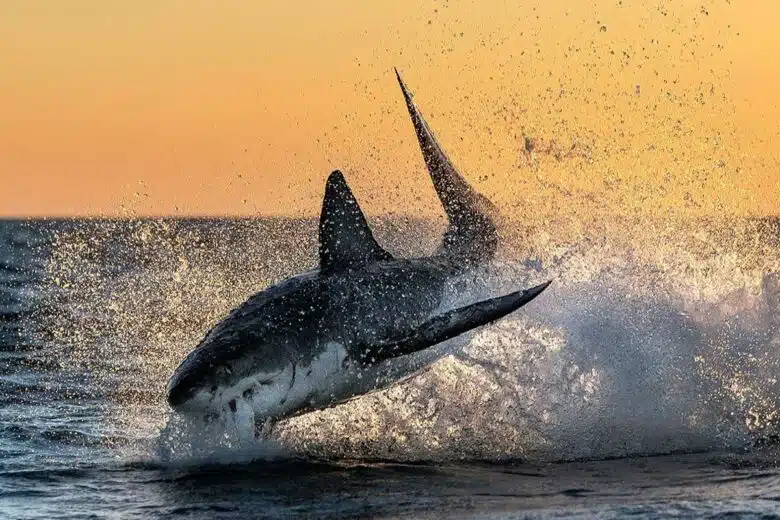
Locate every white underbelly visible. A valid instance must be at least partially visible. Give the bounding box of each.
[280,341,354,415]
[222,337,459,422]
[292,336,460,413]
[244,341,354,419]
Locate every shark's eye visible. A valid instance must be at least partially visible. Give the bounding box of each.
[243,388,253,398]
[228,399,237,413]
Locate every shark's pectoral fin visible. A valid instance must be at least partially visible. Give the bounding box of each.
[319,170,394,273]
[360,280,552,363]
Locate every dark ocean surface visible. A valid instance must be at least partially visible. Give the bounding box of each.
[2,216,780,519]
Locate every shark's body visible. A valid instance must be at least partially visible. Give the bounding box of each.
[166,70,550,429]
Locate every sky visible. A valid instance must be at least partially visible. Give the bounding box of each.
[1,0,778,218]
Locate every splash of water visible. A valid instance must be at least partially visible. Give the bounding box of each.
[30,215,780,463]
[153,404,292,466]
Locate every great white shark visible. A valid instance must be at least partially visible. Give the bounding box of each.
[166,69,551,433]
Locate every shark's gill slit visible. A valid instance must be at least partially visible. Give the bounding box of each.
[288,362,296,394]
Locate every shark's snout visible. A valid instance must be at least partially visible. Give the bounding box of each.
[166,361,217,413]
[166,372,196,410]
[166,377,191,410]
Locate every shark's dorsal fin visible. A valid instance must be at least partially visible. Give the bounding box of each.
[395,68,499,262]
[319,170,394,273]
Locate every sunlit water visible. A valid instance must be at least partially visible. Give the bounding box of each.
[2,216,780,519]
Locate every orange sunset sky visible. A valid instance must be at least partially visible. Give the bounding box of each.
[1,0,778,218]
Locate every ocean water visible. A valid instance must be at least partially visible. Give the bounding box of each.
[2,216,780,519]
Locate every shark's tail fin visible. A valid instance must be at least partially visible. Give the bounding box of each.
[395,68,499,262]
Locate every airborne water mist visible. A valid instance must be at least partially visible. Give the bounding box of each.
[30,215,780,463]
